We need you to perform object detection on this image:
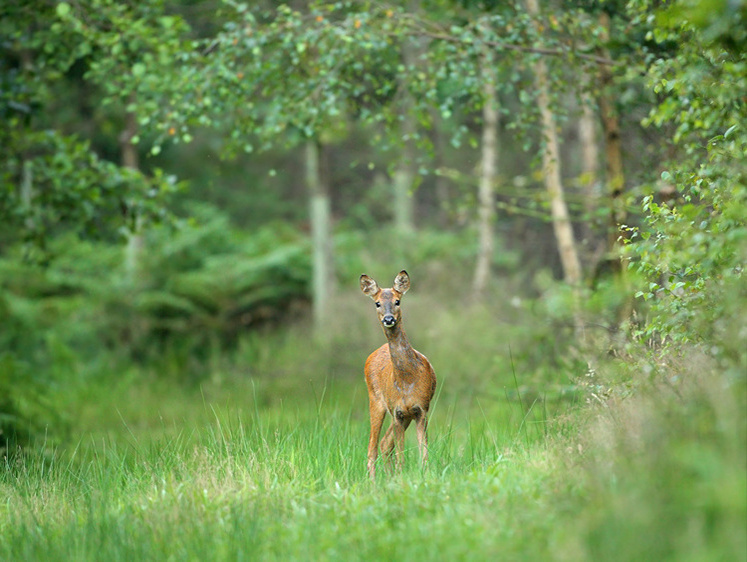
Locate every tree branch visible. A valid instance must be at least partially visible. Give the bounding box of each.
[406,28,615,66]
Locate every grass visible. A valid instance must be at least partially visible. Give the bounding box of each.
[3,365,744,561]
[1,287,745,561]
[1,383,569,561]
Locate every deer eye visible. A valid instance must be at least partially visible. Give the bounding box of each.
[375,302,381,308]
[395,300,400,306]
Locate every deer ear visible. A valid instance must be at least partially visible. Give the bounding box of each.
[360,274,379,298]
[393,270,410,295]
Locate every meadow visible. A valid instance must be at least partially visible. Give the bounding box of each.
[2,285,744,561]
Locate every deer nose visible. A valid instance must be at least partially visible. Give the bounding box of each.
[382,314,396,327]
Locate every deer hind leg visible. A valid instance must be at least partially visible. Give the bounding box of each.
[367,403,387,481]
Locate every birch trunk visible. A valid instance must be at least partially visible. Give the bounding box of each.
[473,79,498,298]
[578,86,603,269]
[579,91,600,215]
[526,0,582,287]
[393,0,420,235]
[120,102,143,282]
[305,140,335,335]
[431,109,451,228]
[19,51,34,232]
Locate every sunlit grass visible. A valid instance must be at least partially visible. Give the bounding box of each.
[3,362,745,561]
[1,384,567,561]
[2,288,744,561]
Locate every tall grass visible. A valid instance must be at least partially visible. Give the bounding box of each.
[1,281,744,561]
[4,358,741,561]
[1,383,565,561]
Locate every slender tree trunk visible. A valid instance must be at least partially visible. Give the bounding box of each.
[594,12,632,324]
[21,161,33,229]
[473,77,499,299]
[579,91,600,215]
[393,0,420,235]
[526,0,582,287]
[20,51,34,233]
[578,85,603,267]
[597,12,626,258]
[431,109,451,228]
[305,139,335,336]
[120,98,142,282]
[392,127,415,235]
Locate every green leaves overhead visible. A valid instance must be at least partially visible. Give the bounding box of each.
[154,1,616,155]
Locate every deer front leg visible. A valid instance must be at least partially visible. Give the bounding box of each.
[367,403,386,481]
[416,413,428,469]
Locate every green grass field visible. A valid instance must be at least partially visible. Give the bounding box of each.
[2,366,744,561]
[1,292,745,561]
[0,379,569,561]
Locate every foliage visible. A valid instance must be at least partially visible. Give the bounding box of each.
[625,0,746,376]
[130,208,312,354]
[0,129,175,255]
[0,0,183,253]
[0,207,312,446]
[1,205,312,363]
[134,1,619,161]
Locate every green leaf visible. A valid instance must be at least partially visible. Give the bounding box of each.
[56,2,71,17]
[132,63,146,78]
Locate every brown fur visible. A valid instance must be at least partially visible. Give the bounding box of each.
[359,270,437,480]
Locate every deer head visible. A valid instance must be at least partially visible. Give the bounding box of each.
[360,270,410,329]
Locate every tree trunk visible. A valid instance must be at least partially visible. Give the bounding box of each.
[578,85,603,267]
[596,11,632,323]
[526,0,582,287]
[579,91,600,216]
[19,51,34,233]
[305,139,335,336]
[120,100,143,282]
[431,109,451,228]
[597,11,626,258]
[392,133,415,235]
[393,1,420,235]
[473,77,498,299]
[21,160,33,229]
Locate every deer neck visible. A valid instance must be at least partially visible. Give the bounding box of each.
[384,323,417,382]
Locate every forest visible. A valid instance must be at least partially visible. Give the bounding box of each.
[1,0,745,559]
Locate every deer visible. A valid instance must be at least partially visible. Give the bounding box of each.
[359,270,436,481]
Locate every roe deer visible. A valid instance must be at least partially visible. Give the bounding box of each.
[360,270,436,480]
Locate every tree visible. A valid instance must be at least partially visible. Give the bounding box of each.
[305,139,335,334]
[392,5,420,235]
[0,0,188,450]
[596,11,627,272]
[131,1,639,307]
[0,0,182,257]
[473,55,499,299]
[628,0,746,369]
[525,0,582,287]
